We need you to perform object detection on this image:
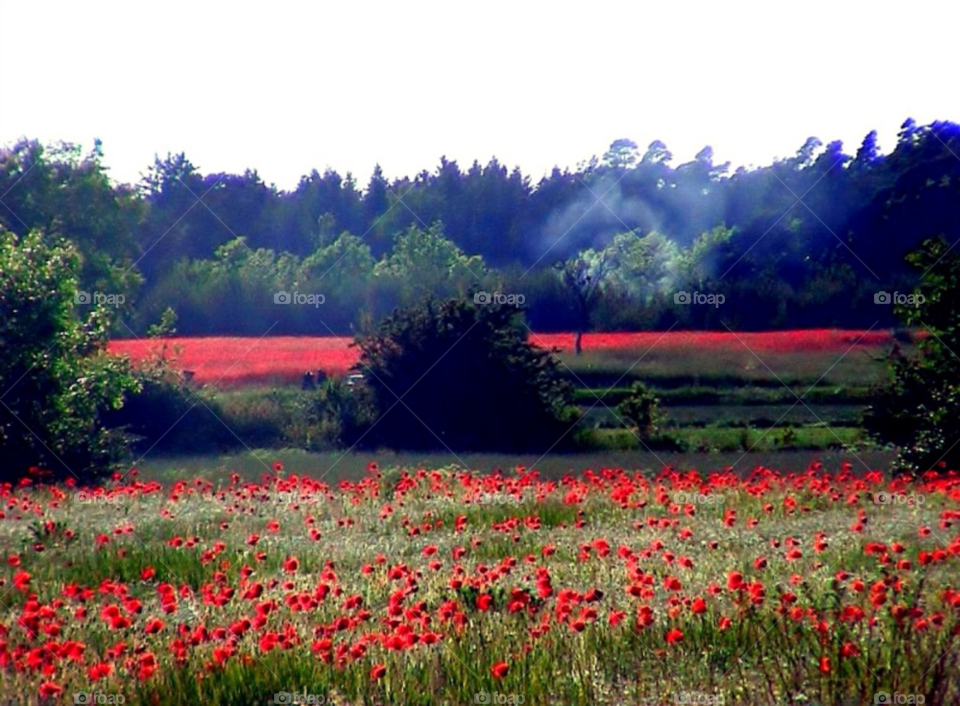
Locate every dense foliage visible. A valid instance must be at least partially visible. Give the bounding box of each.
[864,236,960,474]
[354,296,576,452]
[3,119,960,335]
[0,230,140,481]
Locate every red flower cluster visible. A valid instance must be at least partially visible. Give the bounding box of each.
[0,462,958,702]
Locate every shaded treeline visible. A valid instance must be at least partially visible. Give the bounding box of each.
[1,119,958,335]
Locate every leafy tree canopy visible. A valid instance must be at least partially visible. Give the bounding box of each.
[0,229,140,482]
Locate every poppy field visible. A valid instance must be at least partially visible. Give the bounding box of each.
[1,462,958,704]
[105,330,902,388]
[106,337,360,388]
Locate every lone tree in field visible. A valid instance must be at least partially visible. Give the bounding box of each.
[353,295,576,452]
[863,236,960,475]
[556,248,614,356]
[0,229,139,483]
[557,231,676,354]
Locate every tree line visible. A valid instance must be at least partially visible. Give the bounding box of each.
[2,118,959,335]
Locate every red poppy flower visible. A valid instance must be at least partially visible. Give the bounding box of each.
[370,663,386,680]
[608,610,626,626]
[88,662,114,680]
[841,642,860,658]
[39,682,63,698]
[491,661,509,679]
[13,570,31,591]
[665,629,684,644]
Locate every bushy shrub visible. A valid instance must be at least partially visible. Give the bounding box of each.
[616,381,664,438]
[863,236,960,475]
[103,311,250,456]
[306,377,376,449]
[354,295,577,452]
[0,230,140,482]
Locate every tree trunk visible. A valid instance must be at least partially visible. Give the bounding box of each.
[574,330,583,356]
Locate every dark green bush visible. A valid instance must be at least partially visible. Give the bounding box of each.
[863,237,960,475]
[103,317,250,456]
[354,295,577,452]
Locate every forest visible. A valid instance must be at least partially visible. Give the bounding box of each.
[1,117,958,335]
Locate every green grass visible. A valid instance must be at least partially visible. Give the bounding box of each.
[574,385,876,406]
[559,346,894,389]
[130,447,898,487]
[579,425,868,453]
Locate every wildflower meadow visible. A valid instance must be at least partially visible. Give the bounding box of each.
[0,462,957,704]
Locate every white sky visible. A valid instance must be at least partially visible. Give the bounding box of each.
[2,0,958,191]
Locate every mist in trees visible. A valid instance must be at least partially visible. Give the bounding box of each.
[2,118,960,336]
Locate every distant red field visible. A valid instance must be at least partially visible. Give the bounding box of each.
[529,329,899,354]
[107,329,900,387]
[107,337,358,387]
